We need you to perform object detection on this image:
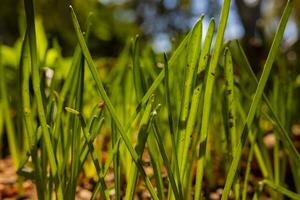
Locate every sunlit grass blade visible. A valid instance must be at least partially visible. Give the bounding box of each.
[147,129,164,200]
[132,35,146,101]
[152,121,183,200]
[70,6,159,199]
[229,40,300,167]
[67,51,85,199]
[224,48,241,199]
[91,138,121,200]
[254,180,300,200]
[182,20,215,190]
[224,48,237,152]
[229,41,273,179]
[24,0,57,175]
[194,0,231,199]
[65,107,110,199]
[134,32,191,114]
[0,44,20,167]
[234,93,271,198]
[18,32,36,150]
[125,96,154,200]
[18,33,45,198]
[229,39,300,195]
[177,17,203,164]
[111,120,121,200]
[80,116,105,167]
[163,53,183,199]
[197,18,215,75]
[221,1,294,199]
[241,137,255,200]
[180,19,215,190]
[198,0,230,149]
[229,39,300,192]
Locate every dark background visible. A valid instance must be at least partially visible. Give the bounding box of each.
[0,0,299,57]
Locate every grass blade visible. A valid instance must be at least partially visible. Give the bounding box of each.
[70,6,159,200]
[24,0,57,175]
[257,180,300,199]
[132,35,146,101]
[65,107,110,199]
[229,40,300,167]
[177,16,203,152]
[152,121,183,200]
[125,96,154,200]
[163,53,183,199]
[0,45,20,167]
[221,1,294,199]
[111,120,121,200]
[180,18,215,187]
[224,48,237,152]
[194,0,231,199]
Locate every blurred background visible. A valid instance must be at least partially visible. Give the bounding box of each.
[0,0,299,57]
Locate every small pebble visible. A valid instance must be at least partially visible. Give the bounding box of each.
[263,134,276,149]
[209,192,220,199]
[292,124,300,136]
[78,189,92,200]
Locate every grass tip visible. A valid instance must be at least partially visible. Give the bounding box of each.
[224,47,229,54]
[65,107,80,115]
[163,52,168,60]
[194,15,204,26]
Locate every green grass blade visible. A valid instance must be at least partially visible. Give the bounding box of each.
[24,0,57,175]
[197,18,215,74]
[258,180,300,199]
[231,40,300,167]
[70,6,159,200]
[229,41,273,179]
[147,131,164,200]
[229,40,300,189]
[177,16,203,167]
[224,48,240,199]
[224,48,237,152]
[198,0,231,147]
[19,32,36,149]
[80,117,105,167]
[135,32,191,113]
[194,0,231,199]
[111,121,121,200]
[221,1,294,199]
[68,53,85,199]
[91,138,121,200]
[152,121,183,200]
[125,96,154,200]
[0,45,20,167]
[180,19,215,187]
[18,33,45,198]
[132,35,146,101]
[177,19,215,197]
[66,107,110,199]
[163,53,183,199]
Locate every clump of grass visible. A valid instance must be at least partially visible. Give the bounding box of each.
[0,0,299,199]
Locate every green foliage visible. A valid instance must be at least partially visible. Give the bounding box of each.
[0,0,300,199]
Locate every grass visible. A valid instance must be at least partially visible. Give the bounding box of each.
[0,0,300,199]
